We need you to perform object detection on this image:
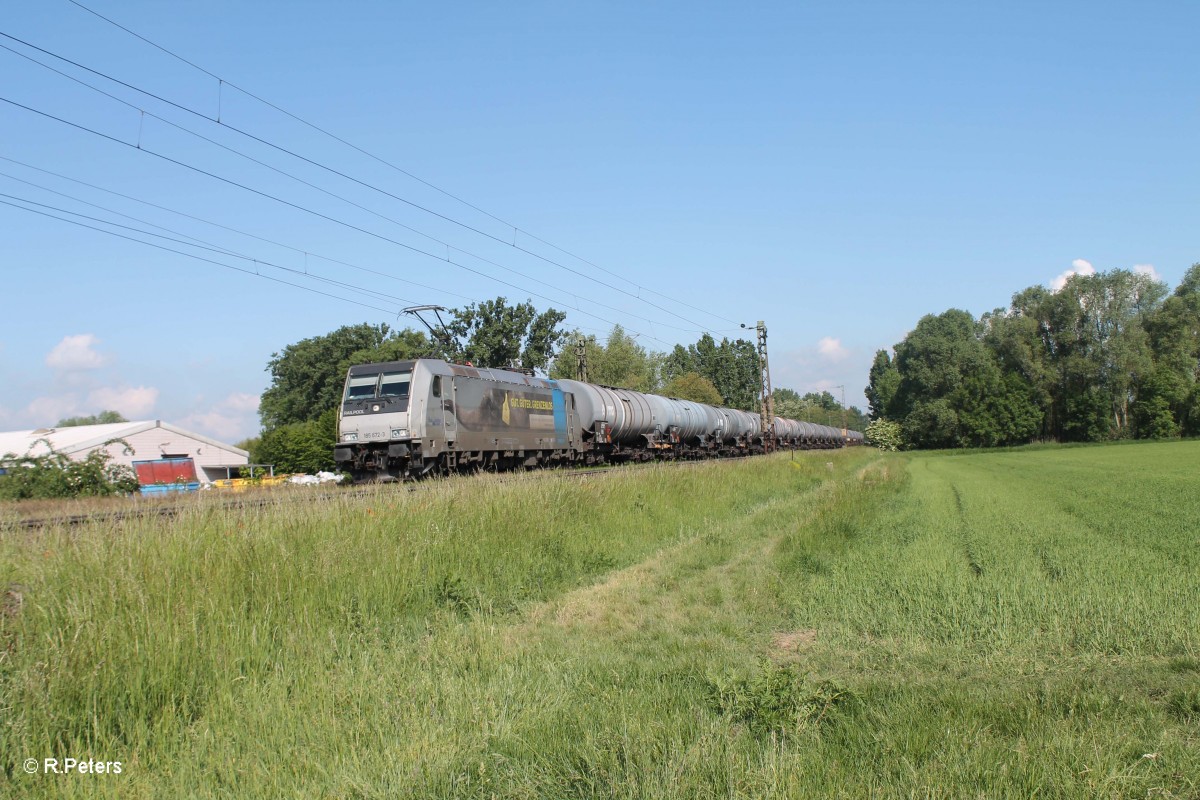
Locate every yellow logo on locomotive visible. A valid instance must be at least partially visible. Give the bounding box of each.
[500,392,552,427]
[509,396,554,411]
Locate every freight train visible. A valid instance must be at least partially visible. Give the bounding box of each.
[333,358,862,481]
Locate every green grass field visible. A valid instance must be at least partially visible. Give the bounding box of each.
[2,443,1197,798]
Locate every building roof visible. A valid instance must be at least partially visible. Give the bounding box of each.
[0,420,250,460]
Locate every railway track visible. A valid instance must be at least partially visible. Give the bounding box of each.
[1,460,722,532]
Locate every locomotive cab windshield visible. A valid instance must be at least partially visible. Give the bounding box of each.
[344,370,411,401]
[340,361,416,418]
[379,371,411,397]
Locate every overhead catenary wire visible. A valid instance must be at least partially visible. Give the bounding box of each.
[26,11,742,327]
[0,191,422,308]
[0,171,649,346]
[0,156,478,304]
[0,97,678,345]
[0,197,402,316]
[0,40,703,337]
[1,166,240,257]
[0,41,571,308]
[0,31,718,334]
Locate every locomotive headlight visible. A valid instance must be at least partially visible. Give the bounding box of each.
[342,432,358,442]
[390,428,409,439]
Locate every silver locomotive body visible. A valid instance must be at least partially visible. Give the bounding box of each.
[334,359,580,481]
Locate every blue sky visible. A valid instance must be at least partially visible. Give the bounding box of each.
[2,1,1197,442]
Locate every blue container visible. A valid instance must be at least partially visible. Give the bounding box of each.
[139,482,201,495]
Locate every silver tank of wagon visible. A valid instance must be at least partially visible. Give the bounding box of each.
[557,380,729,443]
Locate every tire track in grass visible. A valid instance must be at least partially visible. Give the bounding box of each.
[950,483,985,578]
[520,458,881,640]
[498,455,897,788]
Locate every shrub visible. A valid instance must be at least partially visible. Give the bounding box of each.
[0,439,138,500]
[865,419,904,451]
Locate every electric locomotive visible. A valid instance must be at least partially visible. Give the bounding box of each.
[333,359,579,481]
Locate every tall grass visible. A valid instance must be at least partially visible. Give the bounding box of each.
[0,457,831,797]
[2,443,1197,797]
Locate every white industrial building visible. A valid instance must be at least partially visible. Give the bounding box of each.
[0,420,249,484]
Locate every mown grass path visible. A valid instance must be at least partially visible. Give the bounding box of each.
[2,443,1197,798]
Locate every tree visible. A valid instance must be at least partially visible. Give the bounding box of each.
[56,410,128,427]
[865,350,900,420]
[980,296,1056,440]
[549,326,661,391]
[661,334,759,410]
[844,406,870,433]
[662,344,695,382]
[902,398,959,449]
[952,359,1042,447]
[802,391,840,412]
[891,310,981,418]
[772,388,804,419]
[253,408,339,474]
[887,309,1039,448]
[445,298,566,371]
[1132,369,1181,439]
[661,372,723,405]
[1041,270,1165,440]
[714,338,761,410]
[869,265,1195,449]
[260,323,433,429]
[1143,263,1200,436]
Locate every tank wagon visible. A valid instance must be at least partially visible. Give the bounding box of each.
[333,358,862,482]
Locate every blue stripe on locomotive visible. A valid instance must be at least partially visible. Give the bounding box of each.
[551,387,567,445]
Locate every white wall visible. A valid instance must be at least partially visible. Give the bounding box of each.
[90,426,247,482]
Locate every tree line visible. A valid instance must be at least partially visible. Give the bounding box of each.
[251,297,864,472]
[865,264,1200,449]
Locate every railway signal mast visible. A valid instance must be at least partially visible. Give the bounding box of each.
[575,334,589,382]
[743,320,775,450]
[834,384,848,443]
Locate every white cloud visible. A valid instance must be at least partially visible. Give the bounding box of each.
[1050,259,1096,292]
[86,386,159,418]
[223,392,261,413]
[1134,263,1162,282]
[180,411,248,442]
[45,334,111,371]
[20,394,86,428]
[178,392,261,443]
[816,337,849,362]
